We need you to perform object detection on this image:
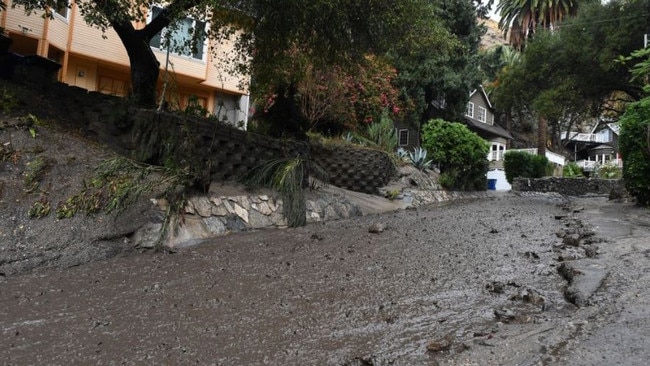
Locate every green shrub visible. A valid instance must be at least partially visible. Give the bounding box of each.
[531,154,549,178]
[421,119,489,191]
[594,163,622,179]
[503,151,549,184]
[438,172,456,190]
[365,112,398,153]
[562,161,583,178]
[619,98,650,205]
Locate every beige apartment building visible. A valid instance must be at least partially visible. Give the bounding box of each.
[1,1,250,128]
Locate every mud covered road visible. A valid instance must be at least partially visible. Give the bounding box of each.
[1,193,648,365]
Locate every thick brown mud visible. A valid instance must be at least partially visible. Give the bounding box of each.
[1,193,647,365]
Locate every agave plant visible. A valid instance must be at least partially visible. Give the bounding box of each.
[396,147,409,161]
[408,147,432,170]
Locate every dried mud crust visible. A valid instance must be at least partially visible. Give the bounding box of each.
[1,193,589,365]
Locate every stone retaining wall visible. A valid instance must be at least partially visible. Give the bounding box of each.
[135,186,365,248]
[133,184,490,249]
[513,177,625,196]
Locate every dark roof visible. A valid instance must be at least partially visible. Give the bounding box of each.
[463,117,513,140]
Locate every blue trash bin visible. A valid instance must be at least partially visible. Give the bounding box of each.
[487,179,497,190]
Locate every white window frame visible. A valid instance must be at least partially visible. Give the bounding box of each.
[477,106,487,123]
[488,143,506,161]
[53,0,69,20]
[148,5,208,62]
[466,102,474,118]
[398,129,409,147]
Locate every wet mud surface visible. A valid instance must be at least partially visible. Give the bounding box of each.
[1,193,648,365]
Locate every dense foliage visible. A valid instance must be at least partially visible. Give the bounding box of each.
[503,150,549,183]
[618,99,650,206]
[390,0,485,124]
[421,119,489,191]
[489,0,649,154]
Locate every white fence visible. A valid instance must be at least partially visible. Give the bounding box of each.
[510,148,566,166]
[576,159,623,172]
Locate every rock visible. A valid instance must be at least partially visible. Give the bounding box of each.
[510,287,545,305]
[494,308,516,320]
[426,335,453,352]
[486,281,506,294]
[190,196,213,217]
[253,201,273,216]
[233,202,249,223]
[132,222,162,249]
[368,222,385,234]
[558,259,608,307]
[563,234,582,247]
[247,209,274,228]
[584,244,599,258]
[203,216,227,235]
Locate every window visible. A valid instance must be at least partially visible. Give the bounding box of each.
[477,106,486,123]
[98,76,128,96]
[398,129,409,146]
[466,102,474,118]
[149,6,207,60]
[53,0,69,19]
[489,143,506,161]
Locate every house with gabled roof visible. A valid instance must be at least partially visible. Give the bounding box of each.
[561,120,622,174]
[462,86,513,190]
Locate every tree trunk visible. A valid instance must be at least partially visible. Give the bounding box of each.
[505,109,512,148]
[123,36,160,107]
[537,116,547,157]
[111,24,161,107]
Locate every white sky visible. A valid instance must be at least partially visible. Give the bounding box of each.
[488,6,501,21]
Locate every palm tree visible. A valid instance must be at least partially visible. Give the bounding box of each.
[497,0,583,50]
[495,0,587,156]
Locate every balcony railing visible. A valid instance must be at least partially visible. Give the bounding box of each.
[561,132,612,143]
[575,159,623,172]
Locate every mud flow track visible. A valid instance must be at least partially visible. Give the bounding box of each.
[2,193,648,365]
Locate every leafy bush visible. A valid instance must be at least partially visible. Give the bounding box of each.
[593,163,622,179]
[365,112,397,153]
[562,161,583,178]
[619,98,650,205]
[531,155,550,178]
[421,119,489,191]
[504,151,549,184]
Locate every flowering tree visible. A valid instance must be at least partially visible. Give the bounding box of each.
[345,55,403,126]
[258,54,404,136]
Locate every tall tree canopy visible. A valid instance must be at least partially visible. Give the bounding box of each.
[12,0,442,109]
[489,0,650,153]
[390,0,486,125]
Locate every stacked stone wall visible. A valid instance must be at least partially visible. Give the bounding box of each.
[513,177,625,196]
